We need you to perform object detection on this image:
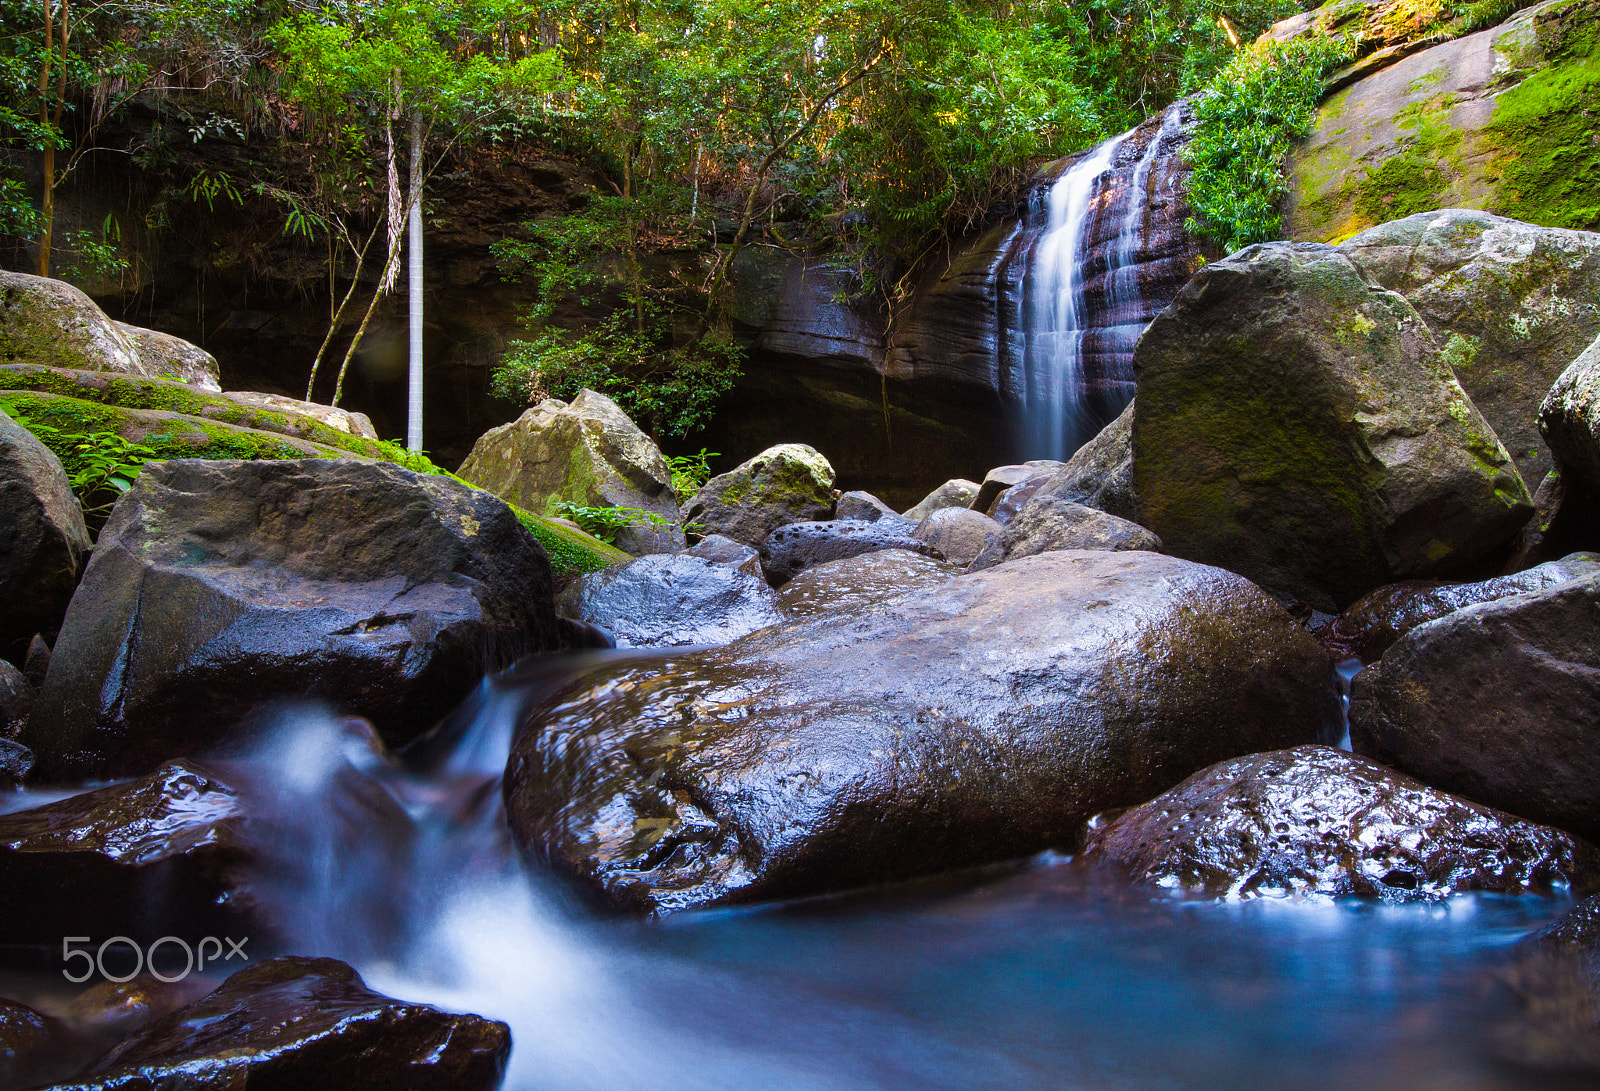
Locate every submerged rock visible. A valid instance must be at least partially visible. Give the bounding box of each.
[505,550,1340,915]
[902,478,981,522]
[0,761,249,945]
[1351,571,1600,842]
[457,388,683,555]
[0,407,91,658]
[1324,552,1600,662]
[758,517,931,586]
[557,553,784,648]
[27,459,561,781]
[1079,745,1600,900]
[55,957,510,1091]
[911,506,1002,569]
[1133,241,1531,612]
[683,443,836,546]
[776,549,957,619]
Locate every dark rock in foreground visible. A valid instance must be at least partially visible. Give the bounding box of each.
[1351,571,1600,843]
[760,518,932,586]
[1323,552,1600,663]
[0,997,65,1089]
[0,761,249,946]
[0,407,91,658]
[506,550,1340,915]
[53,956,509,1091]
[27,459,562,781]
[1079,746,1600,900]
[1491,892,1600,1076]
[556,552,784,648]
[1133,241,1531,612]
[775,549,956,619]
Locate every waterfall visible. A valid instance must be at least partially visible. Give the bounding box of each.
[1018,103,1192,461]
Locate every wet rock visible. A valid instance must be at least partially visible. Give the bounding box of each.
[776,549,957,619]
[556,553,784,648]
[110,322,221,391]
[0,761,250,945]
[759,518,932,587]
[1343,211,1600,488]
[0,739,33,785]
[221,390,377,438]
[990,497,1162,567]
[902,478,981,522]
[680,534,763,578]
[911,507,1002,569]
[1027,400,1138,521]
[22,634,50,689]
[1543,331,1600,497]
[1491,891,1600,1076]
[1324,552,1600,663]
[505,550,1341,914]
[1079,745,1600,900]
[1505,470,1580,572]
[26,459,561,781]
[972,462,1061,517]
[64,976,212,1051]
[0,659,34,736]
[55,957,510,1091]
[0,406,91,659]
[1133,241,1532,612]
[835,490,900,522]
[457,388,683,555]
[683,444,836,546]
[0,997,65,1089]
[1351,571,1600,842]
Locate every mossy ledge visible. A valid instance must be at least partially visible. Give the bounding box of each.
[510,509,631,581]
[0,364,389,460]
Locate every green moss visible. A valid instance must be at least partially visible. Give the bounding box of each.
[1440,332,1481,371]
[1352,95,1461,223]
[4,391,318,464]
[0,364,390,460]
[511,508,630,579]
[1488,2,1600,230]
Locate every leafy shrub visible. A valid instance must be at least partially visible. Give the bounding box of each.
[1,397,158,531]
[1184,34,1356,254]
[549,498,672,544]
[666,449,719,502]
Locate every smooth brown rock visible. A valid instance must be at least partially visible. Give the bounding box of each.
[1351,571,1600,842]
[55,957,510,1091]
[992,497,1162,567]
[1080,745,1600,900]
[1028,399,1138,521]
[912,507,1003,569]
[505,550,1340,915]
[902,478,981,522]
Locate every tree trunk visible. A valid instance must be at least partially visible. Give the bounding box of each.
[406,111,424,452]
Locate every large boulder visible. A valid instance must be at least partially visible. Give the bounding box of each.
[1323,551,1600,662]
[504,550,1341,915]
[1350,571,1600,841]
[110,321,221,391]
[775,549,957,619]
[556,553,784,648]
[991,497,1161,566]
[0,761,249,946]
[0,407,90,657]
[682,443,836,545]
[759,517,931,586]
[26,459,562,781]
[911,506,1003,569]
[1343,210,1600,485]
[221,390,377,438]
[1542,332,1600,494]
[457,388,683,555]
[1027,399,1138,521]
[1079,745,1600,900]
[902,478,981,522]
[56,957,510,1091]
[1133,241,1532,612]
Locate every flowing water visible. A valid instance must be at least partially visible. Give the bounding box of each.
[0,653,1580,1089]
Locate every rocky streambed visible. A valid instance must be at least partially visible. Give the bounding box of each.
[6,210,1600,1086]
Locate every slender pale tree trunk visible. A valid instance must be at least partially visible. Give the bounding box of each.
[406,110,424,452]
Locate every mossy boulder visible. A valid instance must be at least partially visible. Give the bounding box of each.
[0,364,393,460]
[1288,0,1600,244]
[1132,242,1531,612]
[457,388,683,556]
[682,443,836,546]
[1342,210,1600,485]
[0,408,90,657]
[0,270,217,387]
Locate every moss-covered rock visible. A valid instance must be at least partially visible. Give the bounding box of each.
[510,509,630,583]
[682,443,836,546]
[458,389,683,556]
[1287,0,1591,243]
[1132,242,1532,612]
[1342,209,1600,485]
[111,321,220,390]
[0,364,392,460]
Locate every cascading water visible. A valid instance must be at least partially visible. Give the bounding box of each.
[0,651,1580,1090]
[1017,103,1192,460]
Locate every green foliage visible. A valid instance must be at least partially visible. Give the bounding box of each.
[549,498,671,543]
[512,507,630,577]
[1,396,156,530]
[667,449,718,502]
[1184,34,1356,254]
